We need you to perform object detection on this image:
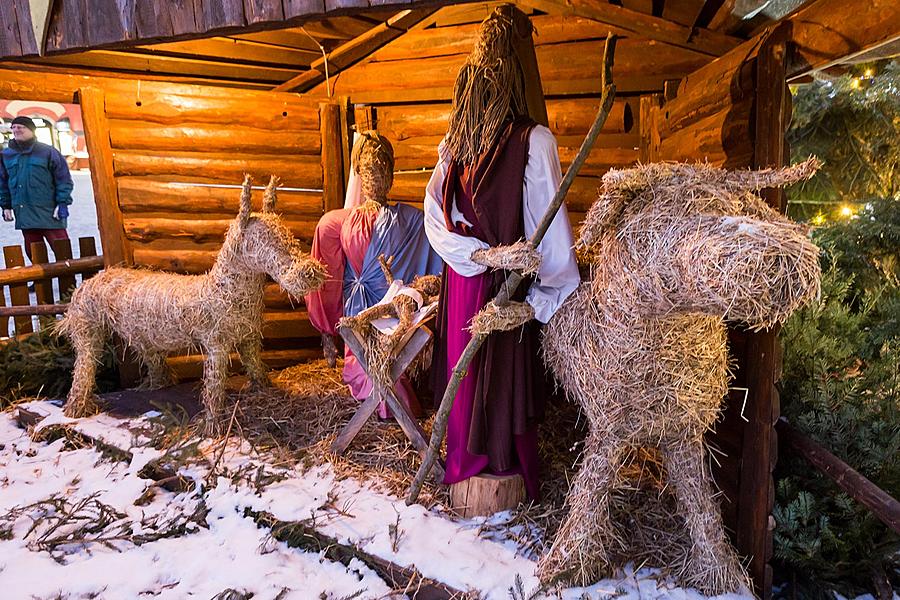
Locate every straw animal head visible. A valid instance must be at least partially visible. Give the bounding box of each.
[352,131,394,203]
[412,274,442,300]
[578,159,823,330]
[225,174,327,299]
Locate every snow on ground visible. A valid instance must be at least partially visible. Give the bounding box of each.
[0,401,756,600]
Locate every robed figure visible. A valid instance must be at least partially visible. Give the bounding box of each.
[307,132,442,416]
[423,10,580,499]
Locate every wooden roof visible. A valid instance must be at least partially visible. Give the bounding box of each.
[1,0,898,90]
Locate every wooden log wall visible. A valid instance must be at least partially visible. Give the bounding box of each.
[78,83,342,369]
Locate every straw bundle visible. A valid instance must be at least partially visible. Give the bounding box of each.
[471,240,542,276]
[469,300,535,335]
[58,175,327,435]
[537,159,823,593]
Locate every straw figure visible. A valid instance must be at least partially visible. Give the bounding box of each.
[535,159,823,593]
[59,175,327,435]
[340,254,441,343]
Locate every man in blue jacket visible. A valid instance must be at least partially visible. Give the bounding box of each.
[1,116,74,261]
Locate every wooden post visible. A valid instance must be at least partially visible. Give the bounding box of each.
[78,237,98,281]
[3,245,33,335]
[79,86,131,268]
[735,25,790,600]
[51,238,77,300]
[639,94,662,163]
[29,241,54,329]
[320,101,346,213]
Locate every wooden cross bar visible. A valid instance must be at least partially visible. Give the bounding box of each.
[332,321,445,482]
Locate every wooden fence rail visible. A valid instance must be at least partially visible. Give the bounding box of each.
[776,417,900,535]
[0,236,102,338]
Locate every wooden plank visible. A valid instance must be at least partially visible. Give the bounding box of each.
[78,237,99,282]
[111,150,323,188]
[34,49,299,83]
[519,0,742,56]
[29,241,54,329]
[783,0,900,78]
[0,303,68,317]
[262,310,318,339]
[14,0,40,55]
[107,121,321,154]
[83,0,134,47]
[3,245,33,334]
[776,418,900,535]
[115,177,323,216]
[79,86,131,267]
[136,37,319,67]
[50,238,77,299]
[194,0,246,31]
[0,255,105,286]
[133,0,199,38]
[167,348,323,380]
[44,0,87,53]
[272,8,436,93]
[661,0,706,27]
[657,97,754,166]
[319,102,346,212]
[122,217,316,247]
[104,92,319,129]
[243,0,285,24]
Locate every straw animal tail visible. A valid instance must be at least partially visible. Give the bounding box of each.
[238,173,253,226]
[263,175,280,212]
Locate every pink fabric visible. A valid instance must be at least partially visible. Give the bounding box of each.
[306,209,350,336]
[307,205,421,419]
[441,266,541,499]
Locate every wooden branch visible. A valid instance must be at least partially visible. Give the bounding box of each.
[406,34,619,506]
[272,9,437,94]
[777,418,900,535]
[0,255,104,286]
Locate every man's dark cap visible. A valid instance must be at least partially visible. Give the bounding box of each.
[11,116,36,132]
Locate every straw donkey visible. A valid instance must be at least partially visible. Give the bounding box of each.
[536,159,822,593]
[59,175,327,435]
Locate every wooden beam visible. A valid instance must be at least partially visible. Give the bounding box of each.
[736,25,789,600]
[26,48,299,83]
[782,0,900,78]
[272,8,436,93]
[79,87,132,267]
[661,0,706,28]
[776,418,900,536]
[519,0,742,57]
[320,102,346,212]
[136,36,321,67]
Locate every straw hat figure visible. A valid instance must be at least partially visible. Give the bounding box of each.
[59,175,327,435]
[537,159,823,594]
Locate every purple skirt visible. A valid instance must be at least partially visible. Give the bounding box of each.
[441,266,540,499]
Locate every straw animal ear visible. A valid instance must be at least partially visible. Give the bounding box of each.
[263,175,280,213]
[238,174,253,226]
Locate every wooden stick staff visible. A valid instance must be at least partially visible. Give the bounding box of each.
[406,34,619,505]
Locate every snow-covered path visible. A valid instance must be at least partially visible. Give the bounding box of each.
[0,401,755,600]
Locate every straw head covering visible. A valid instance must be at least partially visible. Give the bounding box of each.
[352,130,395,203]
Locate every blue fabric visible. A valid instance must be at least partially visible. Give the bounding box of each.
[343,203,443,317]
[0,140,73,230]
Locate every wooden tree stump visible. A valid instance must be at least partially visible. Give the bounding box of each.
[450,474,526,518]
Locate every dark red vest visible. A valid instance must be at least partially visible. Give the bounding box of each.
[433,117,547,472]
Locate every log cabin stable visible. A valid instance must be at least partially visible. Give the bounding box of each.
[1,0,897,596]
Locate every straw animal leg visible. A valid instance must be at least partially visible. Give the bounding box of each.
[238,337,270,388]
[661,437,749,594]
[201,345,230,436]
[390,305,415,341]
[64,325,104,418]
[138,350,174,390]
[537,433,624,586]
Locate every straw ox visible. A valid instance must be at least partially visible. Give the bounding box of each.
[537,159,823,593]
[59,175,327,434]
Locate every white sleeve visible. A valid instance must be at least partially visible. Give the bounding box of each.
[523,125,581,323]
[423,141,489,277]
